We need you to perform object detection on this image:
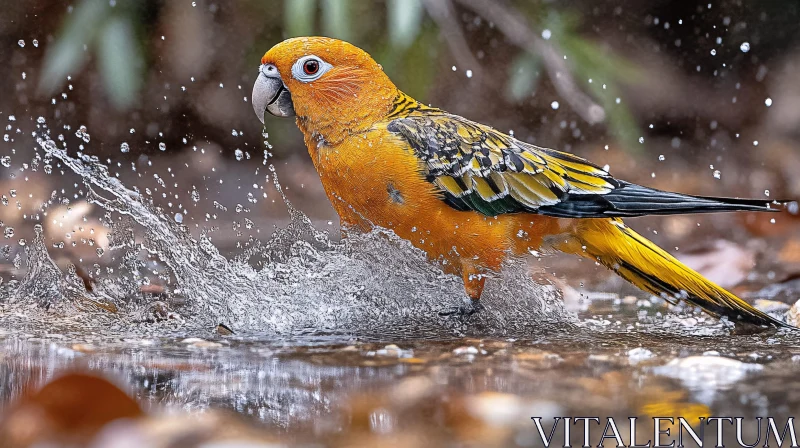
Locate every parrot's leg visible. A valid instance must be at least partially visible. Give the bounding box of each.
[438,262,487,318]
[437,299,485,318]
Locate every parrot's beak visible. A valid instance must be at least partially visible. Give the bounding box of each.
[252,65,295,123]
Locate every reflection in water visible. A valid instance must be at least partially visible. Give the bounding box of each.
[2,332,800,446]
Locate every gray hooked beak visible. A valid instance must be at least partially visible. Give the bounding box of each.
[252,64,295,124]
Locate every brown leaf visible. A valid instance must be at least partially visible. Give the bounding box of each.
[0,373,143,447]
[678,240,755,289]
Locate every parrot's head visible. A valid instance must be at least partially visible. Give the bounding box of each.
[252,37,399,144]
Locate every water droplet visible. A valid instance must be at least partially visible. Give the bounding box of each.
[3,227,14,239]
[765,98,773,107]
[17,40,24,47]
[638,137,644,144]
[542,29,552,40]
[551,101,560,110]
[191,189,200,202]
[764,190,770,197]
[466,70,473,78]
[753,140,759,146]
[174,213,183,223]
[713,170,721,179]
[96,247,104,257]
[234,149,244,161]
[75,125,90,142]
[32,39,38,47]
[451,66,457,72]
[658,155,665,161]
[710,49,717,56]
[740,42,750,53]
[9,189,16,198]
[0,156,10,168]
[159,142,166,151]
[120,142,130,153]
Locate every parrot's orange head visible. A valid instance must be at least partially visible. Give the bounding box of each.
[252,37,399,144]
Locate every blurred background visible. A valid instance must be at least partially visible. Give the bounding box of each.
[1,0,800,298]
[4,2,800,447]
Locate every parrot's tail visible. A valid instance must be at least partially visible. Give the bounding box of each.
[562,218,790,329]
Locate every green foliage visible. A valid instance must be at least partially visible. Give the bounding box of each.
[42,0,642,149]
[39,0,144,110]
[388,0,424,50]
[547,10,642,147]
[321,0,352,41]
[285,0,316,37]
[506,53,541,103]
[97,16,142,110]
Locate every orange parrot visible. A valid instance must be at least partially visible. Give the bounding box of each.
[252,36,790,329]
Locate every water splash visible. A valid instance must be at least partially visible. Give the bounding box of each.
[10,122,574,337]
[14,224,63,306]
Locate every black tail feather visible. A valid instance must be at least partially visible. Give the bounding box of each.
[539,181,785,218]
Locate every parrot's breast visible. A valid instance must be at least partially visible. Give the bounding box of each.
[302,124,563,276]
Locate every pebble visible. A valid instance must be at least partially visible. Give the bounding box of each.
[653,356,763,402]
[181,338,222,348]
[627,347,655,364]
[368,344,413,358]
[754,299,791,315]
[453,346,479,355]
[788,299,800,326]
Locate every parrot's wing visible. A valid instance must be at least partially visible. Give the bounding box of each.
[387,112,616,216]
[387,112,778,218]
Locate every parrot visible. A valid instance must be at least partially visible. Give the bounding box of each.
[252,36,791,329]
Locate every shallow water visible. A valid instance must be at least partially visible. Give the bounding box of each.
[3,317,800,446]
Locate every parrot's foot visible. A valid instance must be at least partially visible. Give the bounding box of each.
[438,298,485,319]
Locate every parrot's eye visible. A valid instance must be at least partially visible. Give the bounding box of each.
[303,60,319,75]
[291,55,332,83]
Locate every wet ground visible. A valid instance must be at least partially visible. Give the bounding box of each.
[3,301,800,447]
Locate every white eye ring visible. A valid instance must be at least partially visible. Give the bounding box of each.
[291,55,332,83]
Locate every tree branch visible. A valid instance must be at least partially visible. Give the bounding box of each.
[455,0,606,124]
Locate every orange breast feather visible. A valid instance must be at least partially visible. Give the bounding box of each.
[305,125,565,287]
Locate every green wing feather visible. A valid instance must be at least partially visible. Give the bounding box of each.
[385,94,781,218]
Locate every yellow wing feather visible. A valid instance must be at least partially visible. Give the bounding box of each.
[386,110,617,216]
